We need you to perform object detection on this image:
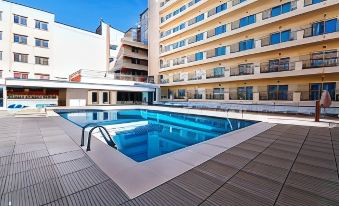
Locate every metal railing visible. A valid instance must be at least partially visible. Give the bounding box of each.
[260,61,295,73]
[300,90,339,101]
[302,57,339,69]
[205,92,225,100]
[304,0,326,6]
[230,65,254,76]
[259,91,293,101]
[261,31,297,47]
[81,123,116,151]
[187,91,203,99]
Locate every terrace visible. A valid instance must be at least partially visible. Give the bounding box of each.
[0,105,338,205]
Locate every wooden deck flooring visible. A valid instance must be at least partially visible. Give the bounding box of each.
[0,117,338,206]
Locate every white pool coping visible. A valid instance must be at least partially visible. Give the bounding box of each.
[49,105,338,198]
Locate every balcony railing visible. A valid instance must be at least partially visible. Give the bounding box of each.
[260,61,295,73]
[205,91,225,100]
[300,90,339,101]
[302,56,339,69]
[187,91,203,99]
[259,91,293,101]
[160,78,170,84]
[206,68,225,79]
[262,1,297,20]
[230,65,254,76]
[261,31,297,47]
[304,0,326,6]
[188,72,203,81]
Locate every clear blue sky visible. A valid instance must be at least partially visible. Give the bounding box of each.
[9,0,148,32]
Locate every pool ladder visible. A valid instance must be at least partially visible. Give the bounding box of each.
[81,124,116,151]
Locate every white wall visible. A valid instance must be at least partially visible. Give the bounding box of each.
[53,23,106,80]
[0,1,55,79]
[109,26,124,67]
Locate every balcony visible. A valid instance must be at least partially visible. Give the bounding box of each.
[262,1,297,20]
[259,91,293,101]
[304,0,326,6]
[69,70,148,83]
[187,90,203,99]
[205,89,225,100]
[260,59,295,73]
[302,51,339,69]
[173,74,185,82]
[300,90,339,101]
[206,67,225,79]
[230,64,254,76]
[261,30,297,47]
[188,72,203,81]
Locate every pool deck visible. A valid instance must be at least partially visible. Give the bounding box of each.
[0,113,339,205]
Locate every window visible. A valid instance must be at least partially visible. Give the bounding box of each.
[132,47,139,53]
[35,74,50,80]
[267,58,290,72]
[196,14,204,23]
[195,52,204,61]
[103,92,109,104]
[35,56,49,65]
[131,58,141,64]
[14,15,27,26]
[0,51,2,60]
[215,25,226,35]
[14,34,27,44]
[312,19,338,36]
[180,23,185,29]
[213,67,225,77]
[309,50,338,68]
[0,11,2,21]
[239,15,256,28]
[237,87,253,100]
[92,92,98,103]
[110,45,118,50]
[35,20,48,31]
[179,40,186,47]
[215,46,226,56]
[14,53,28,63]
[14,72,29,79]
[35,38,49,48]
[310,82,336,101]
[216,3,227,14]
[239,39,254,51]
[268,85,289,100]
[271,2,292,17]
[196,33,204,42]
[178,89,186,98]
[270,30,291,45]
[238,63,254,75]
[0,31,2,40]
[213,88,224,99]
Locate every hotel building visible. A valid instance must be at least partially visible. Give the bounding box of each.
[0,0,156,109]
[148,0,339,106]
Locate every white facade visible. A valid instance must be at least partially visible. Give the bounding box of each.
[0,0,124,81]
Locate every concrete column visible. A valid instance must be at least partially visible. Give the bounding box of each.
[253,92,260,103]
[255,39,262,48]
[297,0,304,10]
[256,13,263,23]
[254,63,261,74]
[225,46,231,55]
[295,61,303,71]
[110,91,117,105]
[296,30,304,40]
[226,23,232,32]
[224,88,230,101]
[293,92,301,103]
[225,66,231,77]
[202,90,206,100]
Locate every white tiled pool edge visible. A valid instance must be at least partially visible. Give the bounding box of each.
[52,107,279,198]
[87,121,275,199]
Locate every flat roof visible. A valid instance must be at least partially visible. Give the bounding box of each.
[5,78,158,92]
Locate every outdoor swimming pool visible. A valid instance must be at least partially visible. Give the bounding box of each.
[58,109,257,162]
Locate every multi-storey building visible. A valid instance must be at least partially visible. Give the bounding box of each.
[113,9,149,84]
[149,0,339,107]
[0,1,156,109]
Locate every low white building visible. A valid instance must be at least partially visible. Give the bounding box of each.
[0,1,156,109]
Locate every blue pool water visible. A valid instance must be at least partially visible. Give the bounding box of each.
[58,109,257,162]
